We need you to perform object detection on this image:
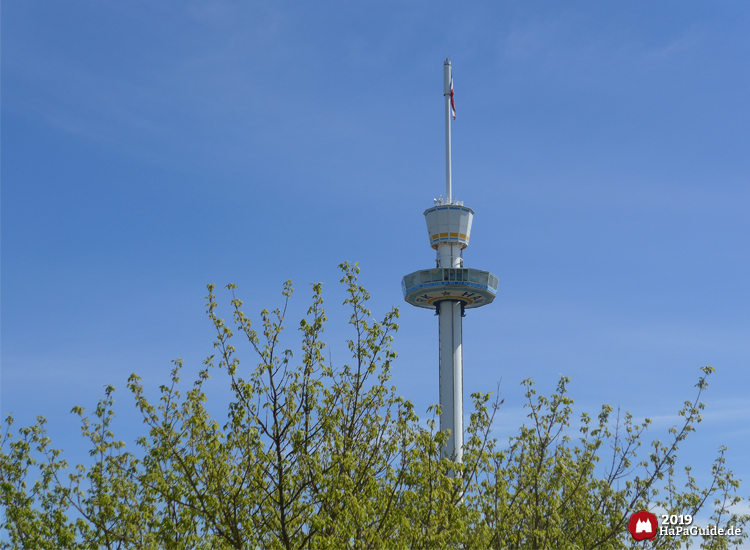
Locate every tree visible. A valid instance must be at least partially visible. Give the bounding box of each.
[2,263,748,549]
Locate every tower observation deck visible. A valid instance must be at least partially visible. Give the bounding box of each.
[401,59,498,466]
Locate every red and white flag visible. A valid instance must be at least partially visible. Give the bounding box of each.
[450,76,456,119]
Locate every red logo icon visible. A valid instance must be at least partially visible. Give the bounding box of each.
[628,510,658,541]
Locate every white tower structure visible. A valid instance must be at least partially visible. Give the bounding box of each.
[401,60,498,465]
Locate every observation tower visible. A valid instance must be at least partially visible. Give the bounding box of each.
[401,59,498,465]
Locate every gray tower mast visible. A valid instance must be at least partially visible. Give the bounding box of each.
[401,60,499,465]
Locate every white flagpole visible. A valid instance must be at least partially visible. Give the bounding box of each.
[444,59,452,204]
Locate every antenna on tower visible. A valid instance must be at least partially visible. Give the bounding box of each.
[444,58,453,204]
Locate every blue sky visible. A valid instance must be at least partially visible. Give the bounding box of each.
[3,0,749,509]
